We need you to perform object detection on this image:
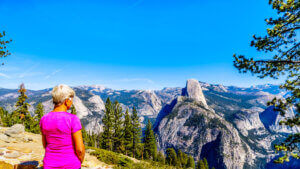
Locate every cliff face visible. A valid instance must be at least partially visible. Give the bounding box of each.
[155,80,248,169]
[183,79,208,108]
[259,106,300,134]
[154,80,300,169]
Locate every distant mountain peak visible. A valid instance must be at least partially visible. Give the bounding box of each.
[76,85,106,92]
[182,79,208,108]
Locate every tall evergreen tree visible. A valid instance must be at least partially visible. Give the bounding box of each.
[196,159,205,169]
[186,155,195,169]
[34,103,44,121]
[233,0,299,163]
[143,119,157,160]
[14,83,33,132]
[177,149,188,167]
[203,158,209,169]
[71,105,77,115]
[157,151,165,164]
[131,107,141,158]
[0,107,10,127]
[81,125,89,146]
[101,98,114,151]
[166,148,177,166]
[30,102,45,134]
[112,101,124,153]
[123,109,133,156]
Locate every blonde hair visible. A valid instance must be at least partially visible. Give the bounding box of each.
[51,84,75,105]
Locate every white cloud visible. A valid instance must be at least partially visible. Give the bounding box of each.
[0,73,10,79]
[44,69,62,80]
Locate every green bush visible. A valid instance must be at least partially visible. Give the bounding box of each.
[88,147,121,165]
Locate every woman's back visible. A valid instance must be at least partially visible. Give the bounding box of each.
[40,111,82,169]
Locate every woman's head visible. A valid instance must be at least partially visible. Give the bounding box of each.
[52,84,75,109]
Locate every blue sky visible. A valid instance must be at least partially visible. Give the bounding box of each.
[0,0,285,90]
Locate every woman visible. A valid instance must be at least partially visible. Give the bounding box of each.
[39,84,85,169]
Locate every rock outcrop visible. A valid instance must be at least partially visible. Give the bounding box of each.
[259,106,300,134]
[155,79,248,169]
[88,95,105,113]
[134,90,162,118]
[183,79,208,108]
[0,124,112,169]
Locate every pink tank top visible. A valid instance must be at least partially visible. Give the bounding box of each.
[39,111,82,169]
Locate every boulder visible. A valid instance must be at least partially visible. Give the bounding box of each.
[4,151,22,158]
[5,124,25,137]
[0,133,9,141]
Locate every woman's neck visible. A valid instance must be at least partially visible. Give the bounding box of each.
[52,104,68,112]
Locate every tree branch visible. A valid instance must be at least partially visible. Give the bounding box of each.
[255,60,300,64]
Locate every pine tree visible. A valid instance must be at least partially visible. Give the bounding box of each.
[177,149,188,167]
[34,103,44,121]
[123,109,133,156]
[186,155,195,169]
[166,148,177,166]
[233,0,299,162]
[131,107,141,158]
[82,125,89,146]
[14,83,33,132]
[196,159,205,169]
[112,101,124,153]
[143,119,157,160]
[71,105,77,115]
[0,107,10,127]
[101,98,114,151]
[157,151,165,164]
[29,103,45,134]
[203,158,209,169]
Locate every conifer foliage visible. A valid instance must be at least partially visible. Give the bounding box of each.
[143,119,157,160]
[166,148,177,166]
[131,107,142,158]
[112,101,124,153]
[0,83,43,134]
[233,0,299,163]
[71,105,77,115]
[101,98,114,151]
[123,109,133,156]
[0,31,12,65]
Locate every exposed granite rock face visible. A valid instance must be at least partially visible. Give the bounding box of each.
[155,80,248,169]
[88,95,105,113]
[259,106,300,134]
[183,79,208,108]
[73,96,93,119]
[233,108,267,137]
[84,116,103,134]
[133,90,162,118]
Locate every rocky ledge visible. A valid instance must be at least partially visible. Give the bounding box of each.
[0,124,112,169]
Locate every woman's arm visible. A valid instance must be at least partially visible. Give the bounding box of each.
[40,127,47,149]
[72,130,85,163]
